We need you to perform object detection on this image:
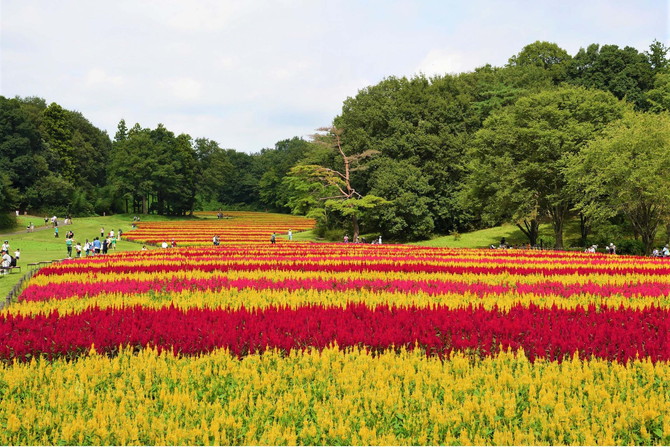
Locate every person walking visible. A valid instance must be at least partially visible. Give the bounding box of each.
[270,233,276,244]
[54,226,59,238]
[65,237,73,258]
[288,229,292,241]
[93,237,101,255]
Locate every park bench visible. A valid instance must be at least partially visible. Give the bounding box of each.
[0,265,21,274]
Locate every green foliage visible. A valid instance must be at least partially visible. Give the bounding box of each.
[566,112,670,254]
[367,158,434,241]
[24,174,75,215]
[463,85,626,247]
[647,73,670,112]
[507,41,572,85]
[567,43,655,110]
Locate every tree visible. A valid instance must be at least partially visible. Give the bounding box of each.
[41,103,76,182]
[646,39,669,72]
[289,126,385,241]
[507,41,571,85]
[464,86,626,248]
[566,112,670,255]
[0,96,49,209]
[194,138,234,208]
[115,119,128,143]
[647,72,670,112]
[367,158,434,241]
[567,43,655,110]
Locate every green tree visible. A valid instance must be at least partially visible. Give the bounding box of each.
[194,138,234,208]
[567,43,655,110]
[41,103,76,182]
[507,40,571,85]
[566,112,670,255]
[0,97,49,210]
[647,73,670,112]
[367,158,434,241]
[464,86,626,248]
[289,126,385,241]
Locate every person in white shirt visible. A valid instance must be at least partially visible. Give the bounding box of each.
[161,241,168,249]
[1,250,11,274]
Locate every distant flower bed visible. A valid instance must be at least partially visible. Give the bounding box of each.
[122,211,315,246]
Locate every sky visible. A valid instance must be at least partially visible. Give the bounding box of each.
[1,0,668,153]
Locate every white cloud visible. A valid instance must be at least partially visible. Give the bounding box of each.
[159,78,203,101]
[85,69,126,88]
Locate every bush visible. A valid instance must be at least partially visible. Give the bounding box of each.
[615,239,645,256]
[0,213,17,231]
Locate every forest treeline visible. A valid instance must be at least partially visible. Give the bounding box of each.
[2,41,670,252]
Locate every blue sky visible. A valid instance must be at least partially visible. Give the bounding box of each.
[1,0,667,153]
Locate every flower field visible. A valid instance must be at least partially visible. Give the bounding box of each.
[123,211,315,246]
[1,212,669,445]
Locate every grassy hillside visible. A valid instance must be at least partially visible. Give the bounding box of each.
[0,214,193,301]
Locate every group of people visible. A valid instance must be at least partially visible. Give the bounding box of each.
[343,234,382,244]
[584,243,617,254]
[1,240,19,273]
[160,240,178,249]
[652,245,670,257]
[64,229,123,258]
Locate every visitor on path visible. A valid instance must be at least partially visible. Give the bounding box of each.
[102,238,109,254]
[270,233,276,244]
[118,229,123,239]
[141,245,148,250]
[212,235,220,246]
[84,240,91,257]
[54,226,59,238]
[344,235,349,243]
[288,229,292,241]
[100,227,104,238]
[171,239,177,248]
[75,242,82,257]
[1,240,9,252]
[66,237,73,258]
[161,241,168,249]
[93,238,101,255]
[14,248,20,263]
[663,245,670,257]
[378,235,382,244]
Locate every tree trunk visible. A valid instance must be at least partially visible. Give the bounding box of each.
[352,214,360,242]
[641,229,656,256]
[142,194,148,214]
[579,213,590,247]
[516,219,539,246]
[549,203,569,249]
